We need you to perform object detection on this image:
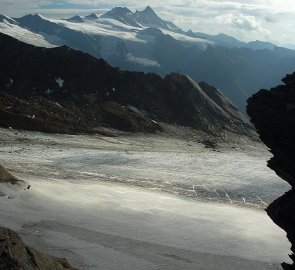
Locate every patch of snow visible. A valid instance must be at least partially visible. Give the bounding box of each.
[126,53,160,67]
[51,18,146,44]
[85,13,101,20]
[55,77,64,88]
[127,105,145,117]
[0,21,57,48]
[0,15,18,25]
[161,28,214,47]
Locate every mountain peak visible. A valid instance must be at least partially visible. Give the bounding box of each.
[246,40,276,50]
[101,7,133,19]
[137,6,157,17]
[34,13,46,19]
[135,6,160,19]
[102,6,181,32]
[85,13,100,20]
[143,6,155,13]
[109,7,132,14]
[100,7,139,26]
[67,15,84,23]
[18,13,47,21]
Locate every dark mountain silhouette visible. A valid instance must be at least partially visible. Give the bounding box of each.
[0,33,252,136]
[247,72,295,269]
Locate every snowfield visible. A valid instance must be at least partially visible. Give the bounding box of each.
[0,127,291,269]
[0,18,62,48]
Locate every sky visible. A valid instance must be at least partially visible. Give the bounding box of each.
[1,0,295,48]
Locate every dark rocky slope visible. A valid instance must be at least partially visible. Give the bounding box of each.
[0,93,160,134]
[247,72,295,269]
[0,226,77,270]
[0,33,253,136]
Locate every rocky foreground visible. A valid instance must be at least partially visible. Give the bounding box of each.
[248,71,295,269]
[0,226,77,270]
[0,165,77,270]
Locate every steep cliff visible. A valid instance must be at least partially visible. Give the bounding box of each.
[247,72,295,269]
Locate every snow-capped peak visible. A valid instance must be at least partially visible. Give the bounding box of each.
[101,7,140,27]
[18,13,49,22]
[102,7,133,18]
[34,13,47,20]
[100,6,183,33]
[134,6,172,30]
[135,6,160,20]
[142,6,156,15]
[85,13,100,20]
[66,15,84,23]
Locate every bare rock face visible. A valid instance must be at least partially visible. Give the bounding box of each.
[247,72,295,269]
[0,165,19,184]
[0,226,77,270]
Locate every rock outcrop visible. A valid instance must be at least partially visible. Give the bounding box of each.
[247,72,295,269]
[0,165,19,184]
[0,226,77,270]
[0,32,253,136]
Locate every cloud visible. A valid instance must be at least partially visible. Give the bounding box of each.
[216,13,269,33]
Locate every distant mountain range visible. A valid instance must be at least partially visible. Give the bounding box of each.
[0,33,253,136]
[1,6,295,112]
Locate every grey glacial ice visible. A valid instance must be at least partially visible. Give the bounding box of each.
[0,127,291,269]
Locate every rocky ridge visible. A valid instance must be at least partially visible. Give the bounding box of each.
[0,33,253,137]
[247,72,295,269]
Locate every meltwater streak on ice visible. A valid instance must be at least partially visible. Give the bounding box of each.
[10,142,287,208]
[0,127,289,209]
[49,146,287,209]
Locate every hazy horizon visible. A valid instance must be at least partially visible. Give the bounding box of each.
[1,1,295,49]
